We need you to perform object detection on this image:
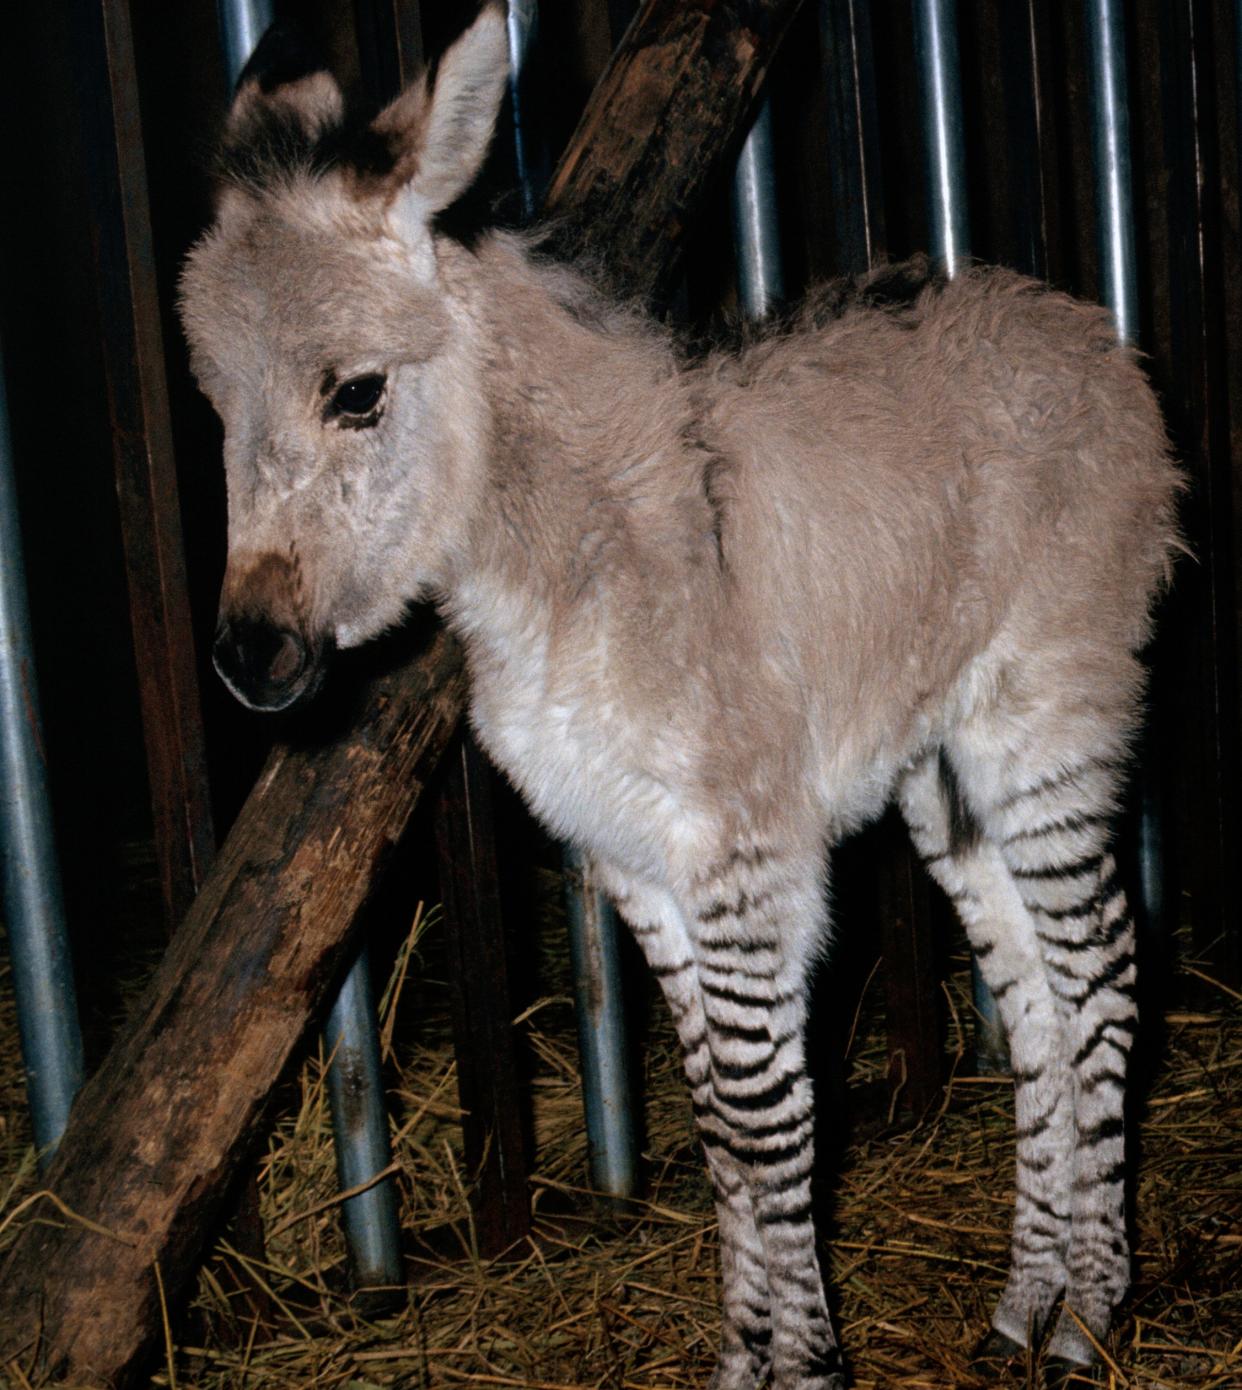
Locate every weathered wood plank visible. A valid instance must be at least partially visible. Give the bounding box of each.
[0,2,805,1383]
[90,0,214,927]
[433,733,530,1257]
[547,0,805,300]
[0,629,469,1386]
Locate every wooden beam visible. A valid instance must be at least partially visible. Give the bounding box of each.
[0,2,805,1384]
[547,0,805,300]
[0,628,468,1386]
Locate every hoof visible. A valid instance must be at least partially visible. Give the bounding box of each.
[969,1326,1027,1377]
[1043,1355,1101,1389]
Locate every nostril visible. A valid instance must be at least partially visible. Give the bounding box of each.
[213,618,308,703]
[266,630,305,684]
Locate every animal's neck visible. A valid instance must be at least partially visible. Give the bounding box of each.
[438,232,719,650]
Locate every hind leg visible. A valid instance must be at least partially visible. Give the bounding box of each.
[978,751,1136,1371]
[900,750,1074,1349]
[947,665,1139,1376]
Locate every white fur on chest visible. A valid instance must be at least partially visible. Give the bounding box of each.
[454,583,701,881]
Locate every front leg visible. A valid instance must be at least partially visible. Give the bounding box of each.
[685,844,843,1390]
[593,862,773,1390]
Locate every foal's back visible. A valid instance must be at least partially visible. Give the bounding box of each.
[688,264,1178,819]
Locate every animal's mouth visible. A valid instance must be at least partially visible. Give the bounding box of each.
[212,617,335,712]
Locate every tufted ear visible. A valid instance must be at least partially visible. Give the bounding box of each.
[369,3,509,215]
[226,20,344,147]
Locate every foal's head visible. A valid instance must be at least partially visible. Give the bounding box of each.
[180,6,507,710]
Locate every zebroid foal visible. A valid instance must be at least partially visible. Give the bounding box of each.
[180,8,1182,1387]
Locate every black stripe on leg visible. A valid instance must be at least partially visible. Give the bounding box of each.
[938,747,981,855]
[1079,1115,1125,1146]
[713,1069,800,1113]
[995,756,1123,813]
[1012,853,1105,881]
[1072,1017,1135,1069]
[1003,811,1114,847]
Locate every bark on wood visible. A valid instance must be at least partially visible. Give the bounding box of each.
[546,0,806,301]
[0,629,469,1386]
[0,0,804,1382]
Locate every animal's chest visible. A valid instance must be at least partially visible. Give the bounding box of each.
[465,625,697,880]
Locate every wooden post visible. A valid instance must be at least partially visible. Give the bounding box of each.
[433,735,531,1255]
[86,0,214,928]
[0,3,805,1383]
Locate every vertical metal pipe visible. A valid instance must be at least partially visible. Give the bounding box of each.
[216,0,273,94]
[322,945,403,1288]
[506,0,541,221]
[1089,0,1139,347]
[911,0,970,275]
[505,0,636,1199]
[1086,0,1140,347]
[1086,0,1165,943]
[216,0,402,1288]
[731,97,785,317]
[912,0,1008,1073]
[563,846,636,1201]
[0,336,84,1167]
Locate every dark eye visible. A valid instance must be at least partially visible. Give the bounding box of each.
[330,374,386,419]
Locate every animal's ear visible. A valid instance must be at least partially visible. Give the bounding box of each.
[226,20,344,146]
[371,3,508,215]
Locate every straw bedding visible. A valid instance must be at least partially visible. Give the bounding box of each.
[1,866,1239,1389]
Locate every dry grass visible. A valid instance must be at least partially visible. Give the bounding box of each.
[1,875,1239,1389]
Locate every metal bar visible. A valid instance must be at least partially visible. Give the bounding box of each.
[216,0,273,95]
[1086,0,1140,346]
[822,0,943,1112]
[911,0,1008,1074]
[1086,0,1170,951]
[506,0,541,220]
[564,846,636,1201]
[216,0,403,1288]
[911,0,970,276]
[322,945,403,1289]
[0,335,84,1167]
[731,97,784,317]
[504,0,636,1200]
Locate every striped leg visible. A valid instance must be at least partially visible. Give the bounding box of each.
[595,865,774,1390]
[686,846,843,1390]
[988,757,1135,1370]
[900,751,1074,1350]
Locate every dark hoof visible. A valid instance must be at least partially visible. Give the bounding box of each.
[1044,1355,1101,1389]
[970,1327,1027,1376]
